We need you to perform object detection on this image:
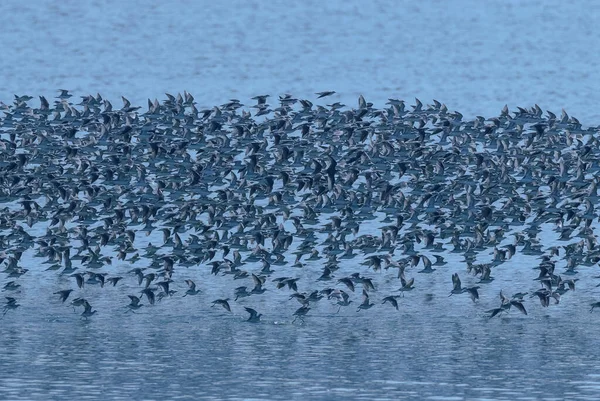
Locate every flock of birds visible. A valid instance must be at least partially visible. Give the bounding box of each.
[2,89,600,323]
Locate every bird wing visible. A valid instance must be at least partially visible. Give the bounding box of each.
[467,287,479,302]
[251,274,262,287]
[452,273,461,290]
[422,255,431,269]
[488,307,503,319]
[510,300,527,315]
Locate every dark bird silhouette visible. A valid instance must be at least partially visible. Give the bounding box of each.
[212,299,231,312]
[244,307,262,323]
[382,295,399,310]
[292,305,310,323]
[54,289,73,303]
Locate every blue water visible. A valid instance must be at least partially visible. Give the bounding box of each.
[1,1,600,400]
[1,0,600,124]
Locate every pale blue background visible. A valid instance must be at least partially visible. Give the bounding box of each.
[1,0,598,123]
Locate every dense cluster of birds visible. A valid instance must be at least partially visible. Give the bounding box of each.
[1,89,600,323]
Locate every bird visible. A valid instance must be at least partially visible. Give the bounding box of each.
[3,91,600,326]
[450,273,479,302]
[488,291,527,318]
[450,273,464,296]
[487,305,507,319]
[80,300,97,320]
[397,275,415,296]
[292,305,310,323]
[465,287,480,302]
[57,89,72,99]
[334,290,352,313]
[250,274,267,295]
[244,307,262,323]
[382,295,399,311]
[510,299,527,315]
[183,279,201,296]
[71,273,85,289]
[590,302,600,312]
[337,277,355,292]
[417,255,435,273]
[156,280,174,297]
[251,95,270,105]
[212,299,231,312]
[3,281,20,291]
[54,289,74,303]
[316,91,336,98]
[70,297,87,310]
[356,289,374,312]
[141,288,156,305]
[234,286,251,301]
[106,276,123,287]
[2,297,19,316]
[126,295,143,312]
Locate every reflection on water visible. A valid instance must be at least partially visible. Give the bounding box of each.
[2,310,600,400]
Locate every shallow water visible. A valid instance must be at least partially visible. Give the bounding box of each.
[2,308,600,400]
[1,1,600,400]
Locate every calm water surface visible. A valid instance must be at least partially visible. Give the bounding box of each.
[1,0,600,123]
[1,1,600,400]
[2,306,600,400]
